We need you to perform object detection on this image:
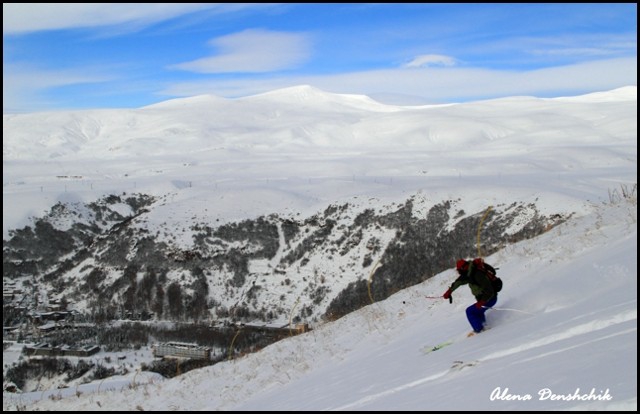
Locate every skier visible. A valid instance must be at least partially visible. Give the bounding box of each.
[443,258,500,336]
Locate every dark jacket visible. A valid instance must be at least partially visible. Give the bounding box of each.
[449,261,497,302]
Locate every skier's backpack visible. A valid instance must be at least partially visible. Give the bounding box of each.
[472,257,503,293]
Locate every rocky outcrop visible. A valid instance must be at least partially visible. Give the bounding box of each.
[3,192,569,324]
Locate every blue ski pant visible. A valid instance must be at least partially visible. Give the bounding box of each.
[466,295,498,333]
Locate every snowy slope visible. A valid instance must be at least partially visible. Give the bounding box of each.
[4,191,636,411]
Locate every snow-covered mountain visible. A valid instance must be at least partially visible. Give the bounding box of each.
[3,190,636,410]
[2,85,637,410]
[4,85,636,160]
[3,84,635,240]
[4,86,635,323]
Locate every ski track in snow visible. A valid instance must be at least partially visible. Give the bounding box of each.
[481,306,637,361]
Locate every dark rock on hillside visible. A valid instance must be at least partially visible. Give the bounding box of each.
[3,192,569,325]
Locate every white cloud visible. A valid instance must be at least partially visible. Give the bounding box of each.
[160,57,637,104]
[2,4,262,35]
[403,54,458,68]
[170,29,312,74]
[532,47,618,57]
[3,63,112,113]
[525,34,637,58]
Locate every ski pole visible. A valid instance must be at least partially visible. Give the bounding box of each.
[426,295,451,303]
[483,306,533,315]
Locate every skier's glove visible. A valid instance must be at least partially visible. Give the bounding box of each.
[443,289,453,303]
[475,300,486,309]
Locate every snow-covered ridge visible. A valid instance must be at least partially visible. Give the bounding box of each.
[142,93,229,109]
[240,84,404,112]
[3,85,636,162]
[552,86,637,102]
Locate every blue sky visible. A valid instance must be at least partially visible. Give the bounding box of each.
[3,3,637,113]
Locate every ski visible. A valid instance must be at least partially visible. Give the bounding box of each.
[421,340,453,354]
[467,326,491,337]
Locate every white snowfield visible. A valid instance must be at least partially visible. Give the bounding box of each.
[2,85,637,410]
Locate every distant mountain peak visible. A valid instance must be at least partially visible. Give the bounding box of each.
[143,94,228,109]
[249,85,332,100]
[553,85,637,103]
[242,84,399,112]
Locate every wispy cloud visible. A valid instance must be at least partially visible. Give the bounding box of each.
[3,63,113,112]
[494,33,637,62]
[532,48,619,57]
[170,29,312,74]
[160,57,637,103]
[527,34,637,58]
[403,54,458,68]
[2,4,269,35]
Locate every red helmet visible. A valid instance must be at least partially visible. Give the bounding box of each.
[456,259,468,271]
